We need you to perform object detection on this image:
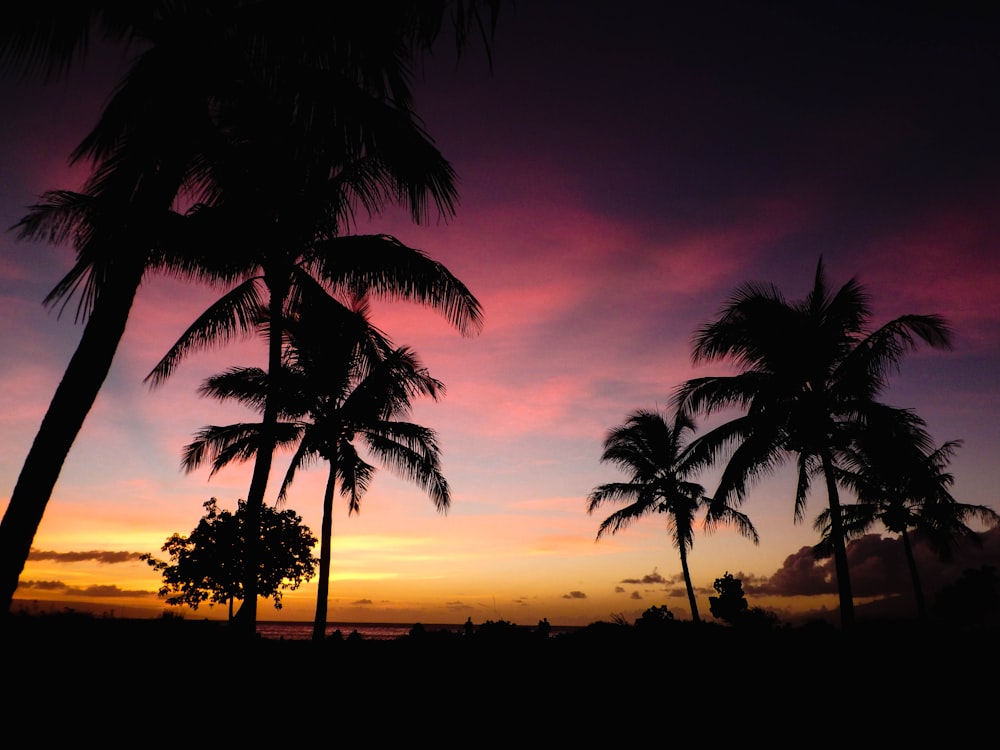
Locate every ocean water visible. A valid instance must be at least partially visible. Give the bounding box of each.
[256,621,578,641]
[256,621,433,640]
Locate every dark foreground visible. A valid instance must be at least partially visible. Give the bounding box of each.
[4,612,997,743]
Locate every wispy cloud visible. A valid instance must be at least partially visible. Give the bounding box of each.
[28,549,143,564]
[18,580,155,598]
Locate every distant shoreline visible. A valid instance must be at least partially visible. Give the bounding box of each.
[8,597,586,634]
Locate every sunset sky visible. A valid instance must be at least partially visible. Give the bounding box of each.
[2,2,998,628]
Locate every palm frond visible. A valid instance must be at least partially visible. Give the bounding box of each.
[310,234,484,337]
[182,421,304,477]
[360,426,450,513]
[586,482,647,514]
[593,500,659,540]
[838,314,953,397]
[707,504,760,545]
[145,278,264,387]
[198,367,271,413]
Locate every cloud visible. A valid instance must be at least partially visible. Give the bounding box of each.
[751,527,1000,599]
[28,549,143,564]
[614,586,625,593]
[17,580,65,592]
[18,580,154,598]
[629,591,642,600]
[352,599,373,606]
[562,591,587,599]
[755,547,835,596]
[620,568,667,585]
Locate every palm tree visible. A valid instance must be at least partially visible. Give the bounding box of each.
[0,12,230,614]
[0,1,501,617]
[136,5,487,634]
[146,193,481,637]
[586,408,759,623]
[181,298,450,641]
[674,257,953,630]
[815,436,1000,620]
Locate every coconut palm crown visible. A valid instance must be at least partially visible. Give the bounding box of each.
[673,257,953,630]
[587,408,759,623]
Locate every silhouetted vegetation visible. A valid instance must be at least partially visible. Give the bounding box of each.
[709,572,748,623]
[0,1,502,626]
[675,257,954,631]
[587,409,759,623]
[140,497,317,620]
[815,439,999,620]
[6,606,997,742]
[1,7,994,669]
[708,573,783,631]
[932,565,1000,626]
[180,302,452,641]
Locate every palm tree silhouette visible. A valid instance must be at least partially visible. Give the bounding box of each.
[587,408,759,623]
[146,206,480,635]
[138,8,486,634]
[815,435,1000,620]
[182,297,450,640]
[0,2,500,617]
[674,257,953,630]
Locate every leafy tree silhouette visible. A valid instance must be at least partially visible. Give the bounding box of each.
[141,497,317,621]
[709,572,749,624]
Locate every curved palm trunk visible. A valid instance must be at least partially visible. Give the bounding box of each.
[312,466,337,642]
[233,273,287,637]
[678,545,701,623]
[0,255,145,615]
[821,452,856,631]
[899,528,927,620]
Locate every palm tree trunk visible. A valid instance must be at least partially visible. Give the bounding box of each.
[900,528,927,620]
[233,272,287,637]
[312,466,336,642]
[822,452,856,631]
[678,546,701,622]
[0,256,145,615]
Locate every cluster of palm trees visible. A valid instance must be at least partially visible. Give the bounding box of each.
[0,1,503,638]
[589,260,999,630]
[4,5,995,640]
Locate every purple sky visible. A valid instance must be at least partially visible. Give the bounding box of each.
[2,2,998,626]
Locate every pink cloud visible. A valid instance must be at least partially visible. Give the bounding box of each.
[751,527,1000,602]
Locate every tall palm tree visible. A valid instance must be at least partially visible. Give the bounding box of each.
[586,408,759,623]
[126,5,487,635]
[181,298,450,641]
[146,197,480,636]
[0,1,501,617]
[0,11,231,615]
[815,436,1000,620]
[674,257,953,630]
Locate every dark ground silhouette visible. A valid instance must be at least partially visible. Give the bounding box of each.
[4,609,997,744]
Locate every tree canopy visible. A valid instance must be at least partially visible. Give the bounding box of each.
[141,497,317,619]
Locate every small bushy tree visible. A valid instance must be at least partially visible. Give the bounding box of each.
[141,498,317,621]
[634,604,674,632]
[709,572,749,624]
